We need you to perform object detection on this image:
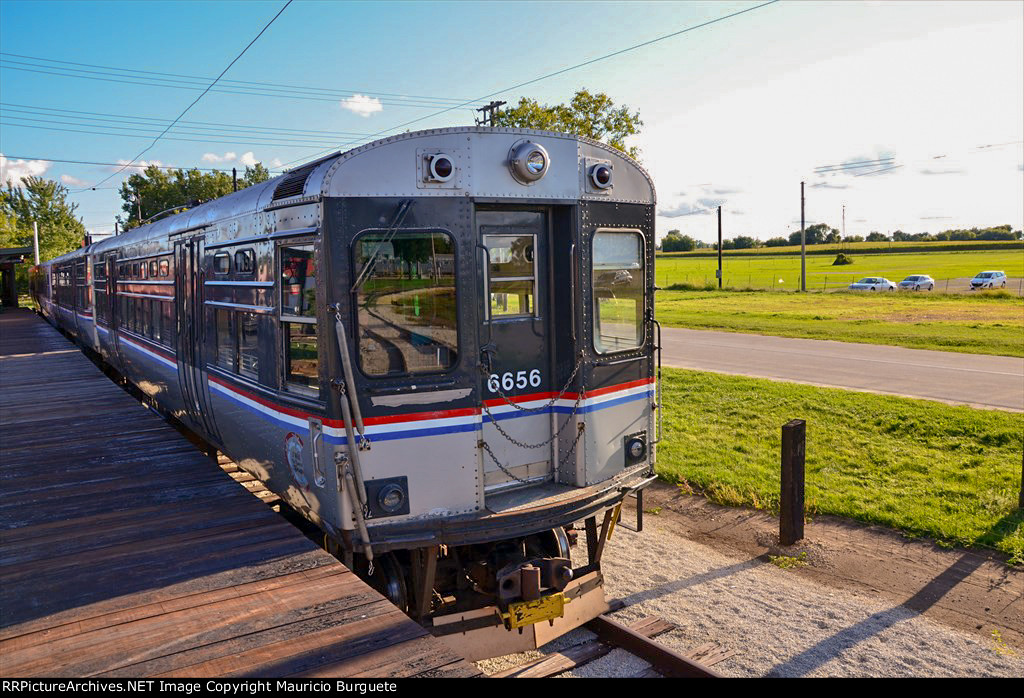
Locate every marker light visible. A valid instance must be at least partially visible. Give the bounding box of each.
[427,154,454,182]
[590,163,613,189]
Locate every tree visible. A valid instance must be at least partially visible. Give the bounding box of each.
[0,177,86,290]
[866,231,888,242]
[119,162,272,231]
[492,89,643,159]
[732,235,759,250]
[764,237,789,247]
[242,163,271,186]
[660,230,695,252]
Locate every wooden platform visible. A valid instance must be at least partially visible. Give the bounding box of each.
[0,309,479,678]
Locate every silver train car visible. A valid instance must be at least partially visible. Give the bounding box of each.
[31,127,659,658]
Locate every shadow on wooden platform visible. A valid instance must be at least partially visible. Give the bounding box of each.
[0,309,478,678]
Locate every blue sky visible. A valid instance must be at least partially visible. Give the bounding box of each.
[1,0,1021,241]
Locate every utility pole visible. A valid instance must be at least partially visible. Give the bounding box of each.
[114,219,120,236]
[32,221,40,265]
[717,205,723,289]
[800,181,806,292]
[136,190,142,224]
[232,167,238,192]
[475,100,507,126]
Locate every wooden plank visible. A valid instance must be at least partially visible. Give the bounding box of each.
[0,310,479,678]
[587,614,724,678]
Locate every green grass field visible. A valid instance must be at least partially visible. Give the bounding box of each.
[655,249,1024,291]
[655,290,1024,357]
[656,369,1024,562]
[660,239,1023,257]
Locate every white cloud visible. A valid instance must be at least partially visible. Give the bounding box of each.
[239,151,258,167]
[202,151,237,163]
[60,174,89,187]
[340,94,383,117]
[0,154,50,185]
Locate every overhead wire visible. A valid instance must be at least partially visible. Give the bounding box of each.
[86,0,295,190]
[0,51,486,107]
[279,0,782,169]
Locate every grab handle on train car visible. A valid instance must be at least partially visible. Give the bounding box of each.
[330,303,366,443]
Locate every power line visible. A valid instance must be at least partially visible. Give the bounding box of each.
[0,62,485,110]
[0,154,283,173]
[87,0,294,190]
[280,0,781,169]
[0,113,343,147]
[0,102,375,138]
[0,120,339,150]
[0,51,486,107]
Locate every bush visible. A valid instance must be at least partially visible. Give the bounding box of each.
[832,253,854,266]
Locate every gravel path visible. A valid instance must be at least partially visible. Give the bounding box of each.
[478,512,1024,677]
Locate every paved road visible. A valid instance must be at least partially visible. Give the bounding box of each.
[660,328,1024,411]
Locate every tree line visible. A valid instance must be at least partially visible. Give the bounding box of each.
[1,162,271,294]
[659,224,1022,251]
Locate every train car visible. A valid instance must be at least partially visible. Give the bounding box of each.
[32,126,660,659]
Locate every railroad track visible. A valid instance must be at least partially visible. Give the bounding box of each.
[490,610,734,678]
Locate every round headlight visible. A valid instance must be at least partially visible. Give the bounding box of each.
[428,154,454,182]
[509,141,550,184]
[627,438,646,460]
[378,483,406,513]
[590,164,613,189]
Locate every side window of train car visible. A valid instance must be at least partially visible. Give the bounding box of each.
[279,244,319,394]
[235,249,255,275]
[353,230,458,377]
[592,230,645,354]
[213,253,231,275]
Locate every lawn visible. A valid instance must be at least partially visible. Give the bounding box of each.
[655,368,1024,562]
[656,289,1024,357]
[655,249,1024,291]
[661,239,1023,258]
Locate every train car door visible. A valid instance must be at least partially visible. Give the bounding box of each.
[477,209,555,492]
[175,234,220,441]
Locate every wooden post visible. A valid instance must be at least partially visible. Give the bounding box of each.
[1019,451,1023,510]
[780,419,806,545]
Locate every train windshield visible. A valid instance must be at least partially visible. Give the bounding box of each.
[354,230,458,376]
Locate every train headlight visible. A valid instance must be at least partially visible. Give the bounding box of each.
[509,141,549,184]
[590,163,613,189]
[377,483,406,514]
[624,432,647,466]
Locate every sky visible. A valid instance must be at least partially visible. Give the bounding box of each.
[0,0,1021,243]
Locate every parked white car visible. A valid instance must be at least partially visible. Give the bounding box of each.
[898,275,935,291]
[970,271,1007,290]
[849,277,897,291]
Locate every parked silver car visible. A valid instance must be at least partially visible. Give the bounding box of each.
[970,271,1007,289]
[898,275,935,291]
[849,277,897,291]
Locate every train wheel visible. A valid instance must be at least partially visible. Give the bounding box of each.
[358,553,409,612]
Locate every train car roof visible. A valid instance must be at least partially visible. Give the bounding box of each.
[49,127,654,266]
